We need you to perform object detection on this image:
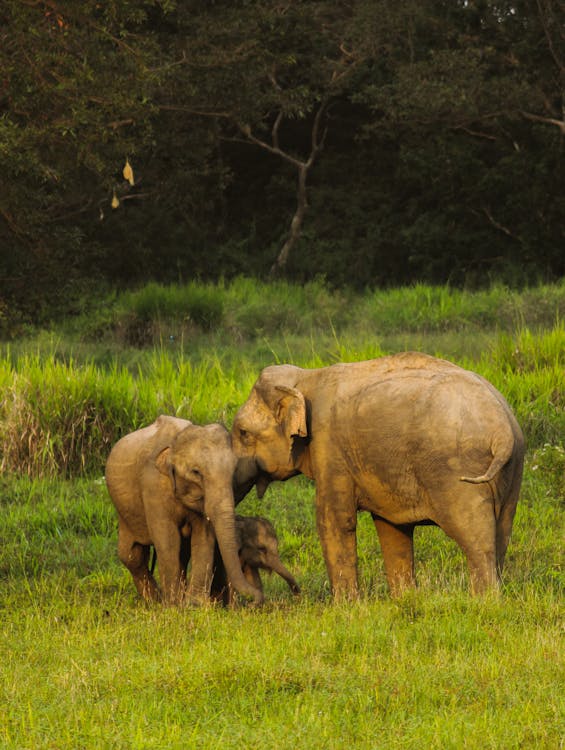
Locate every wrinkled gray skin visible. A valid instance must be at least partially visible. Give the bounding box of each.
[232,352,525,598]
[209,515,300,606]
[105,415,268,605]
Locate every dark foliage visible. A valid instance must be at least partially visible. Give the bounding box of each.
[1,0,563,327]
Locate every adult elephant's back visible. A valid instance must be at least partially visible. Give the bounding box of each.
[340,357,519,471]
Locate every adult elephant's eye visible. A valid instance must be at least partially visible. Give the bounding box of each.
[189,468,202,480]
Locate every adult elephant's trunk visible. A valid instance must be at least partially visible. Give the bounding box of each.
[208,496,264,606]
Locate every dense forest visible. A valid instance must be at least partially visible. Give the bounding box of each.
[1,1,563,325]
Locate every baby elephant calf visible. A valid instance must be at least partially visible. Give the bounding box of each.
[210,515,300,606]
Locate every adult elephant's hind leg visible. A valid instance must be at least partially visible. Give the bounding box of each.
[438,488,498,595]
[372,516,415,597]
[117,522,160,602]
[495,461,522,579]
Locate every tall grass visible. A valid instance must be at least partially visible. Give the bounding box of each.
[116,278,565,338]
[32,278,564,349]
[473,325,565,447]
[0,351,261,477]
[1,320,562,478]
[0,355,145,477]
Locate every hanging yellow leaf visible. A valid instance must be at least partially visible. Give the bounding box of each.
[123,158,134,186]
[111,190,120,209]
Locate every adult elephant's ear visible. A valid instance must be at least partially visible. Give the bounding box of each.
[155,447,176,492]
[274,385,308,440]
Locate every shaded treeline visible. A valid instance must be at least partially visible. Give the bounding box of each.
[1,1,563,326]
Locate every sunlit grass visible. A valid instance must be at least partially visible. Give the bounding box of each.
[1,573,562,749]
[0,468,564,750]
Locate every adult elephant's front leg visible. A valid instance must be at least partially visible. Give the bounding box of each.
[315,478,359,600]
[186,514,216,603]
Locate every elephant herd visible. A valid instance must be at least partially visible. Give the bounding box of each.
[105,352,525,606]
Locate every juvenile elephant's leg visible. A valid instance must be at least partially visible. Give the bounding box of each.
[154,543,185,604]
[210,547,229,605]
[372,516,415,597]
[150,524,185,605]
[117,522,160,602]
[315,480,359,600]
[186,515,216,603]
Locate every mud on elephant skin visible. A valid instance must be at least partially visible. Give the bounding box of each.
[208,514,300,606]
[232,352,525,598]
[105,415,268,605]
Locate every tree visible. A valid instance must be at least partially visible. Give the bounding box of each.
[1,0,563,326]
[0,1,164,315]
[154,2,365,273]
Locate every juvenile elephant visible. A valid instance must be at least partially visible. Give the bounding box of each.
[232,352,525,598]
[105,415,269,605]
[209,515,300,605]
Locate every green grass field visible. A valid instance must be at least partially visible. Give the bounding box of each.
[0,281,563,749]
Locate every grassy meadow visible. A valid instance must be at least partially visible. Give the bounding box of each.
[0,280,564,749]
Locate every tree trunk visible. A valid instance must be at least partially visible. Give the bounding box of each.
[270,163,308,274]
[237,102,327,276]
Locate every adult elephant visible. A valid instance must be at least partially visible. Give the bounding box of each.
[106,415,268,605]
[232,352,524,598]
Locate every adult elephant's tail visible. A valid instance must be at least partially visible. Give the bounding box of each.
[459,428,516,484]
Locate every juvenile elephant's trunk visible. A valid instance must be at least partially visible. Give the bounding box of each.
[209,500,264,606]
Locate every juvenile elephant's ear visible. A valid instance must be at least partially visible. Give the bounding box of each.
[155,446,170,475]
[155,447,176,492]
[274,385,308,440]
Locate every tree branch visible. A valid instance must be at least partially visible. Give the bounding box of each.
[453,125,498,141]
[521,110,565,134]
[237,120,304,169]
[158,103,233,120]
[536,0,565,75]
[481,207,522,242]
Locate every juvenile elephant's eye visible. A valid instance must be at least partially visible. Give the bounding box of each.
[239,428,250,443]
